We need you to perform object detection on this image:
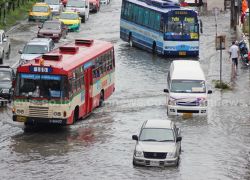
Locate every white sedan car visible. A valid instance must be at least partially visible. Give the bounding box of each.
[132,119,182,167]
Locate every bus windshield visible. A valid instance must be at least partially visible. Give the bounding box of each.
[165,15,199,40]
[15,73,68,98]
[170,80,205,93]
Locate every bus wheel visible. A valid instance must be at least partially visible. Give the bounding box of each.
[152,42,157,54]
[99,91,104,107]
[129,35,133,47]
[73,107,79,124]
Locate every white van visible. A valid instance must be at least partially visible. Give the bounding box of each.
[66,0,89,23]
[164,60,212,116]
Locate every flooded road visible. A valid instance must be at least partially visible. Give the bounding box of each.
[1,1,250,179]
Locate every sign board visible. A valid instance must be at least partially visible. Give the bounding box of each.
[216,35,226,50]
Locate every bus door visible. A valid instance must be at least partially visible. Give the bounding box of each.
[84,67,93,114]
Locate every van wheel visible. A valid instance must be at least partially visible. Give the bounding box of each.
[73,108,79,124]
[81,16,85,23]
[0,52,3,64]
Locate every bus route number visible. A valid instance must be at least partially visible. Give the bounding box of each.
[171,17,180,22]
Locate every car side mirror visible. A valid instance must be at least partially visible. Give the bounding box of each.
[132,135,138,141]
[18,50,23,54]
[176,136,182,142]
[208,90,212,94]
[163,89,169,93]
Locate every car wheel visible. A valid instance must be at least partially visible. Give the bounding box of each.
[7,45,11,59]
[175,157,180,167]
[129,34,133,47]
[0,52,4,64]
[133,159,138,166]
[81,16,85,23]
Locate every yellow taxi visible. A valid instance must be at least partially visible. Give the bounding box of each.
[28,3,52,22]
[58,11,81,32]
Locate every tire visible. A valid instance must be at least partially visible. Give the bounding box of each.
[129,35,133,47]
[73,109,79,124]
[133,159,138,166]
[98,91,104,107]
[81,16,85,23]
[152,42,157,54]
[0,52,4,64]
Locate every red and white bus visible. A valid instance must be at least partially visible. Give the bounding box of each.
[13,39,115,125]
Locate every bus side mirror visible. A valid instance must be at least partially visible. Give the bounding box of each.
[199,20,203,34]
[18,50,22,54]
[208,90,212,94]
[163,89,169,93]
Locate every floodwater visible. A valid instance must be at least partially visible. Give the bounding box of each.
[1,1,250,179]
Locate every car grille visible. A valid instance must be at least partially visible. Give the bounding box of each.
[176,101,199,106]
[29,106,50,118]
[143,152,167,159]
[177,110,199,113]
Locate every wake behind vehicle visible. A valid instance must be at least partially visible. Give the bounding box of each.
[37,20,68,42]
[120,0,201,57]
[132,119,182,167]
[66,0,90,23]
[44,0,64,15]
[0,30,11,64]
[18,38,55,65]
[0,66,15,101]
[164,60,212,116]
[58,11,81,32]
[13,39,115,126]
[28,3,52,22]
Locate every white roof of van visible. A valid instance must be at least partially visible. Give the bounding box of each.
[171,60,205,80]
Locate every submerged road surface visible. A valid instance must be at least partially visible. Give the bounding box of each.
[0,1,250,179]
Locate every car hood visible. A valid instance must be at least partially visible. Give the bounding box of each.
[137,141,176,153]
[0,82,12,89]
[21,54,42,61]
[60,19,79,25]
[169,92,207,102]
[39,29,61,34]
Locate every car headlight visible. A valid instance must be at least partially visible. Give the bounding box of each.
[1,88,9,93]
[200,100,208,107]
[134,150,143,157]
[167,152,175,158]
[168,99,176,106]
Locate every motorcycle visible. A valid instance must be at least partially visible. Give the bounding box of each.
[238,40,250,67]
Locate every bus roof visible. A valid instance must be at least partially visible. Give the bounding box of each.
[19,39,113,73]
[171,60,205,80]
[125,0,196,13]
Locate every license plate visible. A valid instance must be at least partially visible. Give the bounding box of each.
[16,116,27,122]
[179,51,186,56]
[150,161,159,166]
[183,113,193,118]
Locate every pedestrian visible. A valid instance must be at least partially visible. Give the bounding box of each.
[229,41,240,77]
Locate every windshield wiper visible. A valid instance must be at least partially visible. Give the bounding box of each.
[158,140,173,142]
[142,139,157,141]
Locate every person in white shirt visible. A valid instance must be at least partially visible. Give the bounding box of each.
[229,41,240,68]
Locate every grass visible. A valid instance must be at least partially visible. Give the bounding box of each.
[213,80,232,90]
[0,0,37,30]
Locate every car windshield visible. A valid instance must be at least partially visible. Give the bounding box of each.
[0,71,11,82]
[171,80,206,93]
[67,0,84,8]
[32,6,49,12]
[139,128,174,142]
[15,73,68,98]
[45,0,60,5]
[42,22,60,29]
[23,44,48,54]
[60,13,78,19]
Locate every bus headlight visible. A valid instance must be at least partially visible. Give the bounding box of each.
[53,112,62,117]
[16,109,24,115]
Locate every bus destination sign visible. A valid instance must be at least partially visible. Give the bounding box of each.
[29,66,53,73]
